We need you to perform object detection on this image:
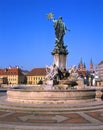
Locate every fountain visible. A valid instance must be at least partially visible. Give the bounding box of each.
[7,13,96,105]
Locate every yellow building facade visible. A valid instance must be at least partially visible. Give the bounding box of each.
[27,68,46,85]
[0,67,26,85]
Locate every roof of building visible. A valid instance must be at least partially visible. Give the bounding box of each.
[0,67,24,76]
[27,68,46,76]
[98,61,103,65]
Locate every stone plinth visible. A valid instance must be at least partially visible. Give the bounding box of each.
[53,54,67,69]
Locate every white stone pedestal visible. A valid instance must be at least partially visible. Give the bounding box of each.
[53,54,67,69]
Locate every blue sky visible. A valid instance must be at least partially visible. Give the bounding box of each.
[0,0,103,70]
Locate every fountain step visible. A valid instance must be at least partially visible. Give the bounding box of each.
[0,95,103,113]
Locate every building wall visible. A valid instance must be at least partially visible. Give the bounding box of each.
[27,68,46,85]
[0,77,8,84]
[96,64,103,80]
[0,68,25,85]
[27,76,45,84]
[8,75,18,84]
[95,61,103,86]
[18,76,26,84]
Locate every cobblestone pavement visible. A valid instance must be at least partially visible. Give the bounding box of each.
[0,109,103,130]
[0,91,103,129]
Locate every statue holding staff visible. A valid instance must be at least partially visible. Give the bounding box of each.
[47,13,70,46]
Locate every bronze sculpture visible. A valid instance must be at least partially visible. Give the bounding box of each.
[47,13,69,55]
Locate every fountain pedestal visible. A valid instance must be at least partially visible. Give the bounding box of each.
[7,87,96,104]
[6,14,96,106]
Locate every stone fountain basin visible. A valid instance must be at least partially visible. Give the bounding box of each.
[7,87,96,104]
